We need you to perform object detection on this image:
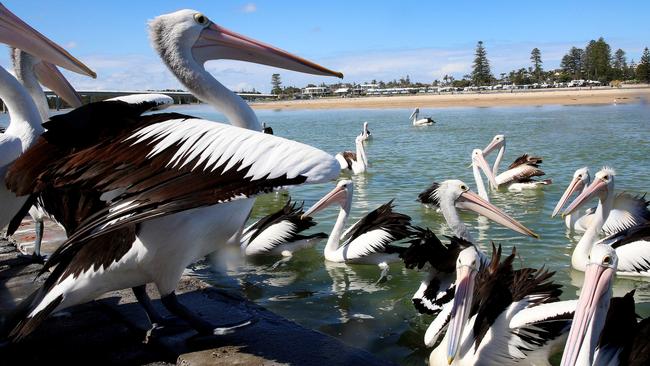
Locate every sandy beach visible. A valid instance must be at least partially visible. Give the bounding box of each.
[251,85,650,110]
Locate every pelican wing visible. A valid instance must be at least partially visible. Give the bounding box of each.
[594,291,639,365]
[496,164,545,185]
[507,154,543,170]
[601,193,650,235]
[340,200,411,246]
[598,224,650,274]
[424,301,452,347]
[106,93,174,111]
[417,181,441,206]
[5,101,339,274]
[413,272,455,315]
[509,300,577,329]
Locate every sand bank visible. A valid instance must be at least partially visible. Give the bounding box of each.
[251,86,650,110]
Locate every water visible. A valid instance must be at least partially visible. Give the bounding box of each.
[2,103,650,364]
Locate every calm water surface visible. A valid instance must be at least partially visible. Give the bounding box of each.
[2,103,649,364]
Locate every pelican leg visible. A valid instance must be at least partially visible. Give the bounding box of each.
[160,292,256,336]
[132,286,189,340]
[376,262,391,284]
[17,220,47,264]
[269,255,292,270]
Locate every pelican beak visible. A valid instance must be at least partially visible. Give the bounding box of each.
[482,138,501,156]
[473,151,498,189]
[33,60,82,108]
[193,22,343,78]
[457,190,539,238]
[302,185,347,219]
[562,179,607,217]
[552,177,584,217]
[0,4,95,78]
[447,265,477,364]
[560,263,614,366]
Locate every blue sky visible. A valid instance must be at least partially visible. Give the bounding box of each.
[2,1,649,92]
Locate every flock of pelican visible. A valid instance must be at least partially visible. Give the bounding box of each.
[0,4,649,366]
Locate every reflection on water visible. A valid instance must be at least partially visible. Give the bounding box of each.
[4,104,649,364]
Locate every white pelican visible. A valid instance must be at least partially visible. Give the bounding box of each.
[335,134,368,174]
[106,93,174,110]
[240,199,327,267]
[410,107,435,126]
[552,167,650,234]
[470,148,497,202]
[301,180,412,282]
[0,3,95,247]
[406,180,538,315]
[560,244,650,366]
[359,121,372,141]
[562,167,650,276]
[482,134,551,191]
[6,48,85,262]
[4,9,342,340]
[429,245,573,365]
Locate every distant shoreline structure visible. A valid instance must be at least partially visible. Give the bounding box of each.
[250,85,650,110]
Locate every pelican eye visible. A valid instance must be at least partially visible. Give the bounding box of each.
[194,13,208,25]
[460,185,468,191]
[603,256,611,265]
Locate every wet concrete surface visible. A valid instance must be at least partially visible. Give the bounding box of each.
[1,218,394,365]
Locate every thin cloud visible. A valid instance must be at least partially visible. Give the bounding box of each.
[242,3,257,13]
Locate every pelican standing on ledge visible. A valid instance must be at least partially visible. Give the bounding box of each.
[3,9,343,340]
[302,180,412,282]
[410,107,435,126]
[560,244,650,366]
[552,167,650,234]
[482,134,551,191]
[335,134,368,174]
[562,167,650,276]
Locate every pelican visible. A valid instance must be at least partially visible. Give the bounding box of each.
[3,9,343,340]
[552,167,650,234]
[262,122,273,134]
[562,167,650,276]
[429,244,573,365]
[335,134,368,174]
[560,244,650,366]
[410,107,435,126]
[301,180,412,282]
[6,48,85,262]
[240,199,327,268]
[359,121,372,141]
[482,134,551,191]
[0,3,95,250]
[405,180,538,315]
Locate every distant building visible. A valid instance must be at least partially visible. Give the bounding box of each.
[301,86,330,98]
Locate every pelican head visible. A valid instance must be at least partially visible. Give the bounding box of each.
[560,244,617,366]
[11,48,82,108]
[149,9,343,81]
[435,180,538,238]
[471,149,498,188]
[552,167,590,217]
[563,167,616,217]
[302,180,353,218]
[0,3,95,77]
[446,246,481,364]
[482,134,505,156]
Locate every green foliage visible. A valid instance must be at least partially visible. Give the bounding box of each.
[271,73,282,94]
[472,41,492,86]
[561,47,585,80]
[637,47,650,83]
[612,49,627,79]
[584,37,611,82]
[530,48,543,82]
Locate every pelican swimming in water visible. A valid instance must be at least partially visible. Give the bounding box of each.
[410,107,435,126]
[302,179,412,282]
[552,167,650,234]
[335,134,368,174]
[560,244,650,366]
[3,9,343,341]
[482,134,551,191]
[428,244,573,365]
[240,199,327,268]
[562,167,650,277]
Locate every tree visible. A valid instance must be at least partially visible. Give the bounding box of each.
[271,73,282,94]
[637,47,650,83]
[530,48,543,82]
[584,37,611,82]
[561,47,585,80]
[472,41,492,86]
[612,49,627,79]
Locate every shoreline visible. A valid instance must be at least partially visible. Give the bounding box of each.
[250,86,650,110]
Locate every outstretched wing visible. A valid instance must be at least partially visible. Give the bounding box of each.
[601,193,650,235]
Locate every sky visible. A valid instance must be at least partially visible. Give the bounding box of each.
[2,0,649,93]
